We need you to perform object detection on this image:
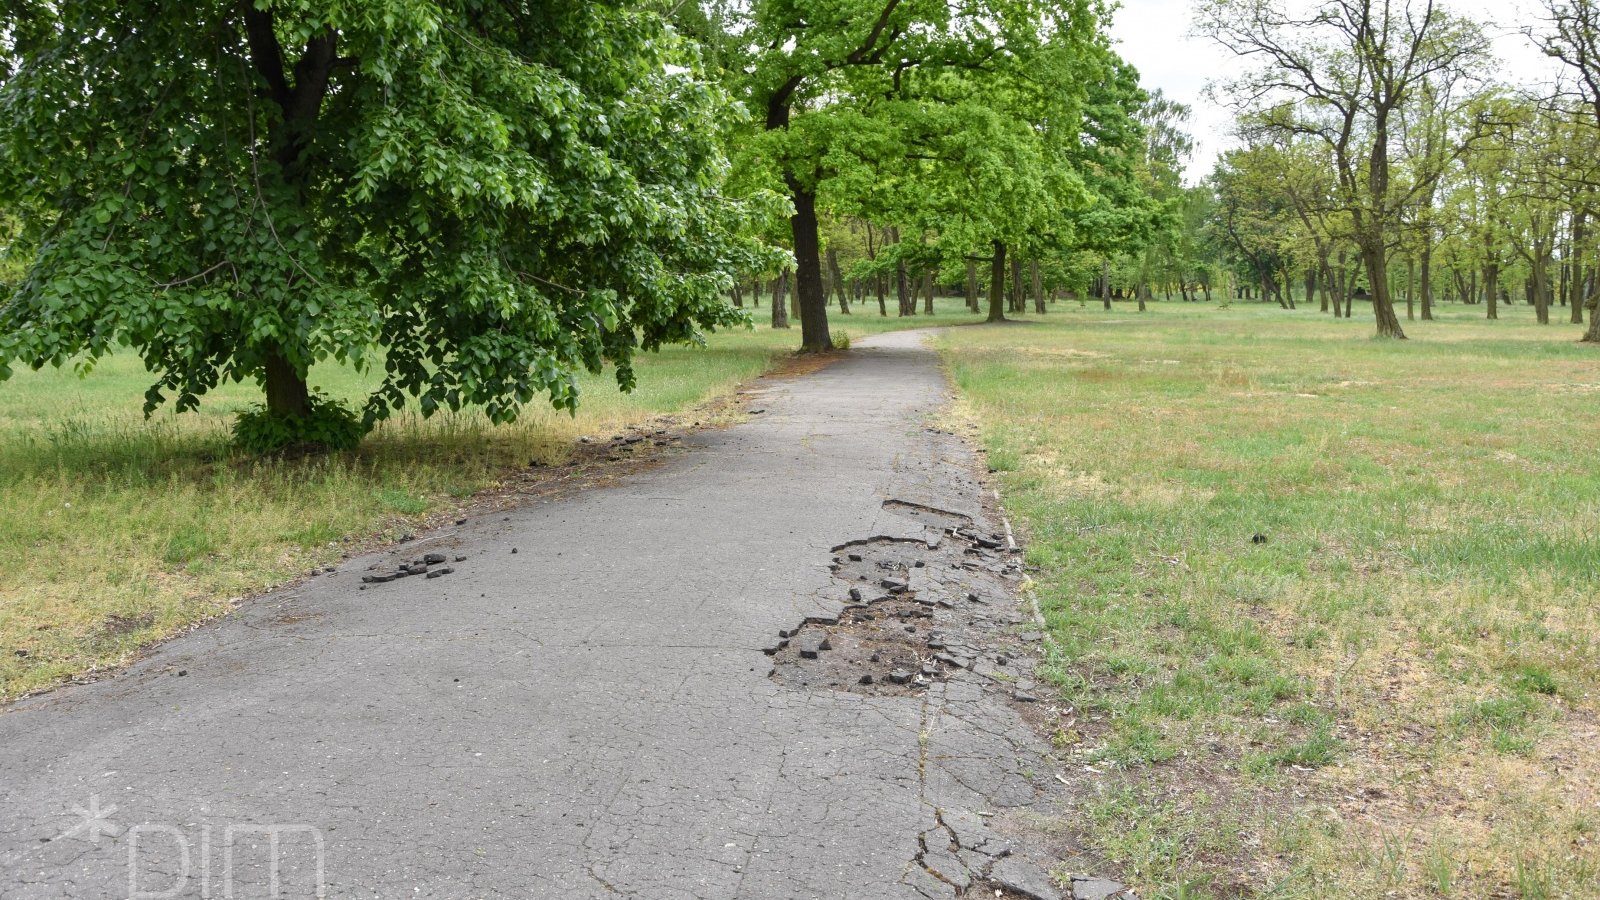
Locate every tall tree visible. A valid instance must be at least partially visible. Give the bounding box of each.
[1533,0,1600,341]
[1199,0,1491,338]
[0,1,761,446]
[705,0,1105,347]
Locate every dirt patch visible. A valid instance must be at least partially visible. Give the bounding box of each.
[101,613,155,636]
[769,513,1042,703]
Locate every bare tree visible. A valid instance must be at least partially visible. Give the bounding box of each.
[1198,0,1490,338]
[1532,0,1600,340]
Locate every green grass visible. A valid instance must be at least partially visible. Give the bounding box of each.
[0,297,986,700]
[940,299,1600,898]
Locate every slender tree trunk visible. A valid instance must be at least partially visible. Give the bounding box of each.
[1420,242,1434,321]
[1005,255,1019,313]
[922,271,934,315]
[771,272,789,329]
[1405,256,1416,321]
[1533,241,1553,325]
[1573,211,1587,325]
[827,248,849,315]
[988,241,1008,323]
[1101,258,1112,310]
[1485,262,1500,320]
[732,284,743,308]
[1584,274,1600,340]
[965,259,978,313]
[895,242,912,318]
[1031,260,1044,314]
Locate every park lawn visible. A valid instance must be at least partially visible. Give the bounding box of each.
[0,298,986,700]
[941,300,1600,899]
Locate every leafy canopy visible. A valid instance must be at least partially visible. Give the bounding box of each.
[0,0,766,431]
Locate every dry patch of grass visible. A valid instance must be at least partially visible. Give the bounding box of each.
[941,302,1600,899]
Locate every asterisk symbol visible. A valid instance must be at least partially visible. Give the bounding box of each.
[57,795,122,846]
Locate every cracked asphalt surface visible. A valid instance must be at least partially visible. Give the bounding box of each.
[0,330,1075,899]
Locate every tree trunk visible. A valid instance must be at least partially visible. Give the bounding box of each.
[1485,262,1500,320]
[922,272,934,315]
[1533,241,1552,325]
[1573,211,1587,325]
[771,272,789,329]
[965,258,979,313]
[780,175,830,347]
[732,283,743,308]
[987,241,1007,323]
[1008,255,1023,313]
[827,247,849,315]
[1405,256,1415,321]
[767,86,832,350]
[1101,258,1112,310]
[1359,239,1407,338]
[1420,241,1434,321]
[895,247,912,318]
[1031,260,1044,314]
[264,349,310,418]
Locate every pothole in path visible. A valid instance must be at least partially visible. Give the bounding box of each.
[767,598,954,696]
[769,511,1038,700]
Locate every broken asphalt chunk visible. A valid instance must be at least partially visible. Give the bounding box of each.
[795,632,830,659]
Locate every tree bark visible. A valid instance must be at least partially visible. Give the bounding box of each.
[264,349,310,418]
[1573,211,1587,324]
[827,247,849,315]
[895,248,912,318]
[1359,237,1406,338]
[771,272,789,329]
[1031,260,1044,314]
[1420,241,1434,320]
[1485,261,1500,320]
[965,258,978,313]
[783,175,829,346]
[1009,255,1024,313]
[1405,256,1415,321]
[987,241,1007,323]
[1101,258,1112,310]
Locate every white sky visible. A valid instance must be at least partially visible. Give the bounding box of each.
[1107,0,1565,182]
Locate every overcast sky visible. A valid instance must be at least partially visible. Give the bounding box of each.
[1107,0,1566,182]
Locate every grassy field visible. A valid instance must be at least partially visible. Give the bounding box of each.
[8,291,1596,897]
[0,298,986,700]
[941,301,1600,898]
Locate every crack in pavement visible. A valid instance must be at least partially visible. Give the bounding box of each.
[0,330,1117,899]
